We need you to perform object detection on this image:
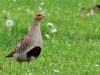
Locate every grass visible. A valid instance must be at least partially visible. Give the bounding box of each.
[0,0,100,75]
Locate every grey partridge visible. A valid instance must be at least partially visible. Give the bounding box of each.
[6,12,45,63]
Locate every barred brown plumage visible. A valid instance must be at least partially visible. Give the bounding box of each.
[6,12,45,63]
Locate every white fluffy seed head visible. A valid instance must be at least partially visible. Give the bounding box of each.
[6,19,13,27]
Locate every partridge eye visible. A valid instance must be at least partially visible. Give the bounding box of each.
[38,14,41,16]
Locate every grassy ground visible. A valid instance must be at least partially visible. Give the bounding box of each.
[0,0,100,75]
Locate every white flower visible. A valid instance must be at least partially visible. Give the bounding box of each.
[53,69,59,73]
[13,0,16,2]
[45,34,50,39]
[96,64,99,67]
[87,9,94,16]
[6,19,13,27]
[47,22,55,28]
[51,28,57,33]
[90,9,94,15]
[40,2,44,6]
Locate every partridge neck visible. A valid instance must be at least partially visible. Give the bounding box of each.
[28,20,40,36]
[34,20,40,26]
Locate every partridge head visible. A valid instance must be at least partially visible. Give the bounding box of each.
[35,12,45,21]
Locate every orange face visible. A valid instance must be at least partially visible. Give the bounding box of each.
[35,13,45,21]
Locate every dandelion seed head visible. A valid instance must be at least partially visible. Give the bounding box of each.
[6,19,13,27]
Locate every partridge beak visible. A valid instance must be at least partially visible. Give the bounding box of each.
[43,14,45,17]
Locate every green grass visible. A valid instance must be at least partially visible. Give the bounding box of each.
[0,0,100,75]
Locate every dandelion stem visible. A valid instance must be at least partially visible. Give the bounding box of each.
[93,0,96,5]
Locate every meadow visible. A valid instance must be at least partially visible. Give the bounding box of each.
[0,0,100,75]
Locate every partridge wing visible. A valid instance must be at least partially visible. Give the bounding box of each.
[6,36,30,57]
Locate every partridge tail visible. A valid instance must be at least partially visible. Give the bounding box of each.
[6,54,12,57]
[6,51,15,58]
